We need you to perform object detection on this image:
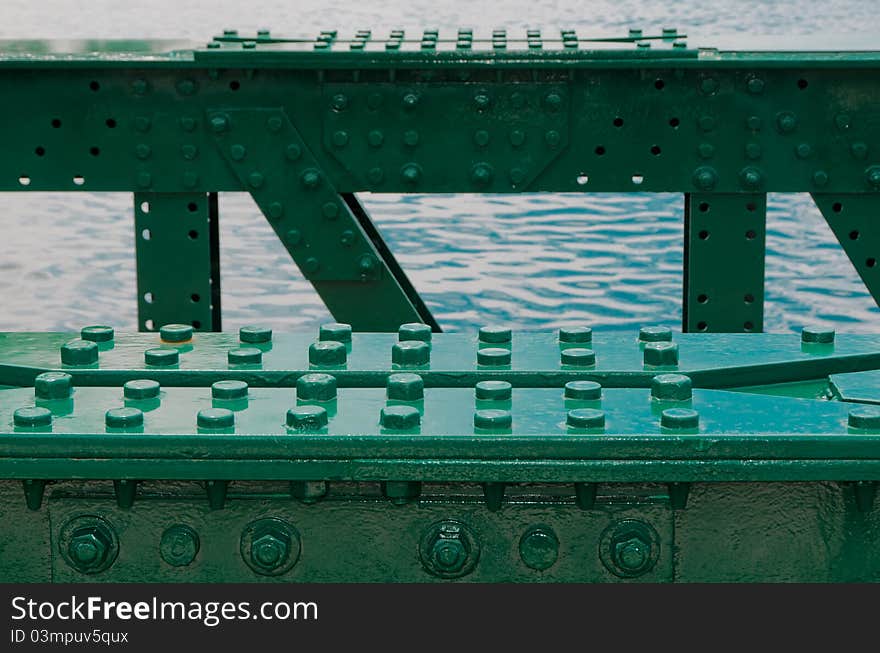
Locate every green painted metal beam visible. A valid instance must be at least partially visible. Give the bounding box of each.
[0,327,876,389]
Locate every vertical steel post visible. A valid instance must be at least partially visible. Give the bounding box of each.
[683,193,767,333]
[133,192,221,332]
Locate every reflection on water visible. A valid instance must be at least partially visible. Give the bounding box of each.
[0,0,877,333]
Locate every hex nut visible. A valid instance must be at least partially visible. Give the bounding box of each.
[419,520,480,579]
[58,515,119,575]
[599,519,661,579]
[240,518,301,576]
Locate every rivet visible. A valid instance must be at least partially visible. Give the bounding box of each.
[565,380,602,400]
[230,144,247,160]
[304,257,320,273]
[160,525,200,567]
[248,172,264,189]
[475,380,512,401]
[145,348,179,366]
[739,166,763,189]
[848,407,880,430]
[368,167,385,184]
[560,348,596,367]
[320,323,352,342]
[14,406,52,428]
[471,163,493,186]
[746,77,764,94]
[544,92,562,111]
[380,405,421,429]
[509,129,526,147]
[176,79,197,95]
[81,325,114,343]
[287,405,328,430]
[285,229,302,246]
[266,116,283,132]
[544,130,561,147]
[134,144,151,160]
[473,129,490,147]
[210,114,229,133]
[402,93,419,110]
[105,407,144,428]
[212,380,249,399]
[160,323,193,342]
[692,167,717,190]
[745,143,762,160]
[61,339,99,366]
[134,116,151,132]
[179,117,196,132]
[332,130,349,147]
[812,170,829,187]
[746,115,762,130]
[124,379,160,400]
[651,373,692,401]
[368,130,384,147]
[366,92,383,110]
[698,115,715,132]
[796,143,812,159]
[340,230,355,246]
[387,373,425,401]
[776,111,798,133]
[697,143,715,159]
[661,407,699,430]
[330,93,348,111]
[519,526,559,570]
[801,327,835,344]
[403,130,420,147]
[401,163,421,184]
[509,168,526,185]
[240,326,272,343]
[300,168,321,188]
[242,41,256,49]
[35,371,73,399]
[699,78,718,94]
[479,326,511,343]
[197,408,234,429]
[319,202,339,220]
[639,326,673,342]
[392,341,431,366]
[181,144,198,160]
[398,323,432,342]
[228,347,262,365]
[474,409,512,429]
[267,202,283,219]
[477,347,511,366]
[567,408,605,429]
[644,342,679,366]
[182,171,199,188]
[285,144,302,161]
[297,373,338,401]
[851,142,869,160]
[309,341,346,366]
[866,166,880,189]
[473,93,491,110]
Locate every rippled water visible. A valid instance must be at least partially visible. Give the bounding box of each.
[0,1,877,333]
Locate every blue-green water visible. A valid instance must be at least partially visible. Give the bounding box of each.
[0,2,877,333]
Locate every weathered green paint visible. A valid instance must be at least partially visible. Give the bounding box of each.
[1,32,879,330]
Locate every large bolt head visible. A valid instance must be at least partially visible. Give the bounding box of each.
[613,537,650,573]
[419,520,480,579]
[599,519,661,579]
[69,532,107,567]
[251,533,288,569]
[431,539,467,573]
